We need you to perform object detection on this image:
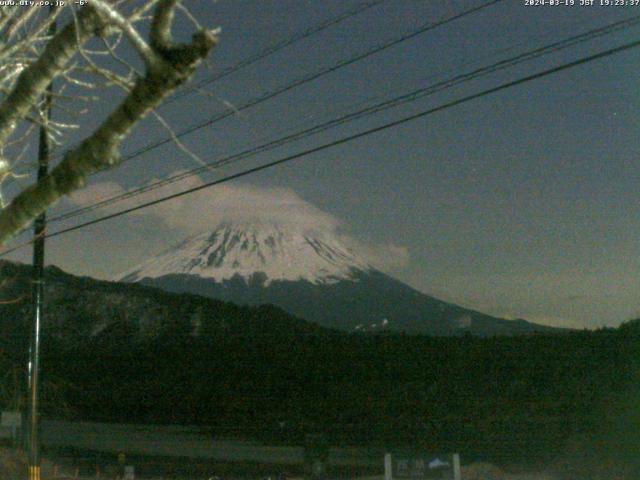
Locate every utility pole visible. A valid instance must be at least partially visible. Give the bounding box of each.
[27,6,56,480]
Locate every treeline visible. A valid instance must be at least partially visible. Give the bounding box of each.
[0,260,637,470]
[41,316,640,468]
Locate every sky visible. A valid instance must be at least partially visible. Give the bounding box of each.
[2,0,639,329]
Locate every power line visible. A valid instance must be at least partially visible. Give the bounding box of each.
[166,0,388,105]
[1,35,633,256]
[48,13,640,223]
[93,0,504,170]
[38,0,386,168]
[36,0,504,224]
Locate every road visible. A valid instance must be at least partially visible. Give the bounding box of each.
[41,420,384,468]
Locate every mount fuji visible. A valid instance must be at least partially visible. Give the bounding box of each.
[121,221,373,286]
[120,221,558,336]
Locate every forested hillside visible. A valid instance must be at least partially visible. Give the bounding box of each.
[0,260,637,472]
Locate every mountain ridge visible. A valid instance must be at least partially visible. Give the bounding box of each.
[121,221,563,336]
[121,221,372,286]
[0,259,331,351]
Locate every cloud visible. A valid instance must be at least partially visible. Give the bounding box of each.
[68,181,127,216]
[68,173,410,273]
[143,176,341,233]
[66,174,340,232]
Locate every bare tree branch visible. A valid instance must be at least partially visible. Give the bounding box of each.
[0,1,218,245]
[0,7,100,147]
[90,0,159,67]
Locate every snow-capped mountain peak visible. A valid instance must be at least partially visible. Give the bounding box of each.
[120,221,374,285]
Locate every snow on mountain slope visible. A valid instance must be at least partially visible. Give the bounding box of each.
[120,221,374,285]
[118,221,562,335]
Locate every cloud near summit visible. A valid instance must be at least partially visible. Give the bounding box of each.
[70,174,409,272]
